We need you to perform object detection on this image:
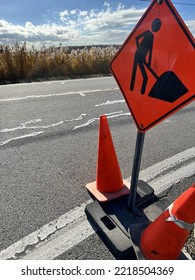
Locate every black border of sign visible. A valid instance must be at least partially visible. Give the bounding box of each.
[110,0,195,132]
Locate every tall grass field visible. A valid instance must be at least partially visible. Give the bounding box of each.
[0,43,118,84]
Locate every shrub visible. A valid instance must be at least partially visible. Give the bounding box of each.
[0,43,118,84]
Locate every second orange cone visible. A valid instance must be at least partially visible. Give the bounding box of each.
[140,183,195,259]
[86,115,129,202]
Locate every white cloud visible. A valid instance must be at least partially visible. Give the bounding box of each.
[79,11,88,17]
[70,10,77,15]
[25,22,34,29]
[117,3,125,11]
[0,2,194,48]
[0,19,80,48]
[104,2,111,8]
[82,7,145,32]
[58,4,146,44]
[60,10,69,17]
[59,10,69,22]
[89,9,99,18]
[186,20,195,36]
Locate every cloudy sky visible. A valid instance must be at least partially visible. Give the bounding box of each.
[0,0,194,48]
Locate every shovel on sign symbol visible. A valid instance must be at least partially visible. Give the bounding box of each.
[144,62,189,103]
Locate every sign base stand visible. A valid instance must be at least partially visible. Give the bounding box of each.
[85,181,189,259]
[85,181,167,259]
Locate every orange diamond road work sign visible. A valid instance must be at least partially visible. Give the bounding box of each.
[110,0,195,132]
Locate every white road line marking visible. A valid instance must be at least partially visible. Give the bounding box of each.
[73,111,130,130]
[0,77,113,88]
[0,88,118,102]
[0,201,91,260]
[23,218,94,260]
[0,114,87,147]
[0,114,86,134]
[0,146,194,260]
[140,146,195,184]
[150,161,195,195]
[0,119,42,133]
[0,131,44,146]
[0,112,130,146]
[107,112,130,118]
[57,76,113,83]
[78,92,85,97]
[95,100,125,107]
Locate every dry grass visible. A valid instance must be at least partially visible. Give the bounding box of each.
[0,43,118,84]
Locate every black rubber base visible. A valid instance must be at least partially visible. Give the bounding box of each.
[85,180,170,259]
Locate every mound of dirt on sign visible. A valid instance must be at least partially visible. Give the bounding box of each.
[185,228,195,260]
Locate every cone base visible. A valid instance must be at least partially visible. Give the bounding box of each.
[86,179,130,202]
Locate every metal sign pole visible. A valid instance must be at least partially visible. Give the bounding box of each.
[128,130,145,214]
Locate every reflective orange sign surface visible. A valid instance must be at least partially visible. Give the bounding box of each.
[110,0,195,132]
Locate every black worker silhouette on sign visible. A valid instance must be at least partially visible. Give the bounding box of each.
[130,18,161,95]
[129,18,188,102]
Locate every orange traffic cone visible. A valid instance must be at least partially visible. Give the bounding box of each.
[140,183,195,259]
[86,115,129,202]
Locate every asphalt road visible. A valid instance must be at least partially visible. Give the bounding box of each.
[0,77,194,258]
